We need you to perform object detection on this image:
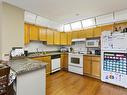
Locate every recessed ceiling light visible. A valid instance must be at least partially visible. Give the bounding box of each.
[76,13,80,16]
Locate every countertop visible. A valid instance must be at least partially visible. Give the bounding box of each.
[83,54,101,57]
[27,52,62,58]
[27,52,101,58]
[7,58,47,75]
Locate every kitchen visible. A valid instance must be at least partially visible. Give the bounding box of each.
[1,0,127,95]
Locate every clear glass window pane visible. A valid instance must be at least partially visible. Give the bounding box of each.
[71,21,82,31]
[82,18,95,28]
[64,24,71,32]
[24,11,36,23]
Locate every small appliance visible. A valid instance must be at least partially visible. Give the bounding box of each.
[86,39,100,48]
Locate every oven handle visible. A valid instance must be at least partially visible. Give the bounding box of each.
[69,64,83,68]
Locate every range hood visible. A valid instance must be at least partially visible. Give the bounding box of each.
[72,38,86,42]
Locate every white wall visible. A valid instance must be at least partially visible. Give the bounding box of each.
[24,41,60,53]
[0,2,24,59]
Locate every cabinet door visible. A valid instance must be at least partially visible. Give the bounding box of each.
[92,56,101,78]
[85,28,93,38]
[47,29,54,45]
[32,56,51,75]
[72,31,79,39]
[83,56,91,74]
[67,32,72,45]
[61,54,68,70]
[54,31,60,45]
[61,54,64,69]
[60,32,67,45]
[78,30,86,38]
[93,27,102,37]
[39,27,47,41]
[29,25,39,41]
[101,24,113,32]
[24,24,30,45]
[84,61,91,74]
[32,57,42,61]
[41,56,51,75]
[92,61,101,78]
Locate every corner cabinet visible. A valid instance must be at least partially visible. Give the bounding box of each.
[47,29,54,45]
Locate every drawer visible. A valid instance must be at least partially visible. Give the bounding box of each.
[84,56,91,61]
[92,56,101,62]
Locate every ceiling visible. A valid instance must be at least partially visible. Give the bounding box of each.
[4,0,127,24]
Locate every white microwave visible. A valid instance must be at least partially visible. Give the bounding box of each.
[86,39,100,47]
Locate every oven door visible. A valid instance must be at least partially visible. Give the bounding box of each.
[68,54,83,67]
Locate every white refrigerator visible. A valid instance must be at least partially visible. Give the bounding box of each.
[101,31,127,88]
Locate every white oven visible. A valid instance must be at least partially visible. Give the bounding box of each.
[68,53,83,75]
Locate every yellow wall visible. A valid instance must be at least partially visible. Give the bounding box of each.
[0,2,24,59]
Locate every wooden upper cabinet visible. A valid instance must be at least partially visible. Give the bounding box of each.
[101,24,113,32]
[93,26,102,37]
[47,29,54,45]
[78,30,86,38]
[39,27,47,41]
[60,32,67,45]
[72,31,79,39]
[85,28,93,38]
[67,32,72,45]
[29,25,39,41]
[54,31,60,45]
[24,24,30,45]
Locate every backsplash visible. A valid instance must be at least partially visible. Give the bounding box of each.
[65,42,87,53]
[24,41,60,53]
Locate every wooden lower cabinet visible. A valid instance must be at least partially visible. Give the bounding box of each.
[91,56,101,77]
[31,56,51,75]
[83,56,91,75]
[92,61,100,77]
[83,55,101,79]
[61,54,68,70]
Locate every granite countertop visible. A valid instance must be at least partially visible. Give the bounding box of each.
[7,58,47,75]
[28,52,62,58]
[83,54,101,57]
